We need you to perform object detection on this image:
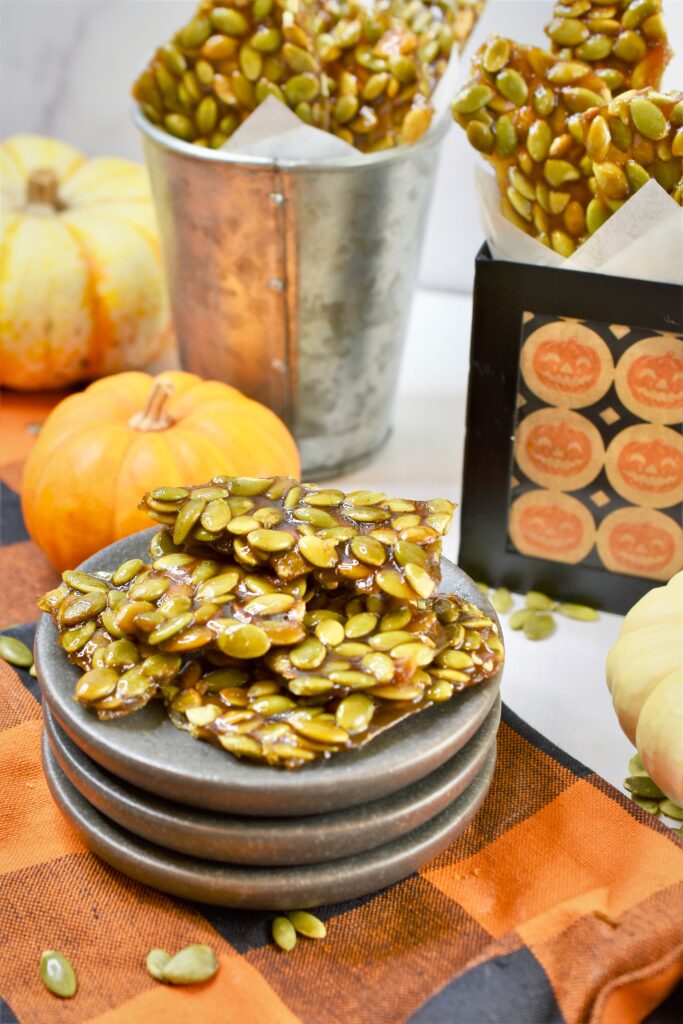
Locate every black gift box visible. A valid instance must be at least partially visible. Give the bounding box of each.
[458,243,683,615]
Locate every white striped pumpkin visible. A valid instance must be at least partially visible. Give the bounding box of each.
[0,135,173,390]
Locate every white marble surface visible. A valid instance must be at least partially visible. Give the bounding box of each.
[2,0,682,293]
[335,287,642,797]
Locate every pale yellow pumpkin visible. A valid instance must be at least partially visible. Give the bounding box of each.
[606,571,683,805]
[0,135,173,390]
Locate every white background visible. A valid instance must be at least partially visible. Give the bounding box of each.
[2,0,682,293]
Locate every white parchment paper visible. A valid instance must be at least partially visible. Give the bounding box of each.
[476,165,683,287]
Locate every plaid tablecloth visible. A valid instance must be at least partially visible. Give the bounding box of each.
[1,390,682,1024]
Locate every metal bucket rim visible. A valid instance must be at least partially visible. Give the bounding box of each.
[133,103,450,172]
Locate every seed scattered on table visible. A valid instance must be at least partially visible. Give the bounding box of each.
[146,948,171,980]
[287,910,327,939]
[39,950,77,998]
[272,916,298,951]
[159,944,219,984]
[0,634,34,668]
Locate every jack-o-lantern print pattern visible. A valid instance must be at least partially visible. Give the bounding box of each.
[509,314,683,581]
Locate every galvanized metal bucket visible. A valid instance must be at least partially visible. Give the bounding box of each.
[135,108,448,477]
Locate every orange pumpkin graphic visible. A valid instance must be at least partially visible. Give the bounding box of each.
[521,321,613,408]
[509,490,596,564]
[534,339,601,395]
[516,409,604,491]
[597,508,683,580]
[606,425,683,508]
[616,336,683,425]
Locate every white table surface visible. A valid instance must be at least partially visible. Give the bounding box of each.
[332,287,637,797]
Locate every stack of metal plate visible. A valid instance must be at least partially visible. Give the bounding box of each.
[36,535,502,910]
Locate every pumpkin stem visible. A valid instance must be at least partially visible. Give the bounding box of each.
[26,168,64,210]
[129,380,175,431]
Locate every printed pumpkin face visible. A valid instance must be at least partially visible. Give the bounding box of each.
[606,425,683,508]
[515,409,604,491]
[509,490,596,564]
[521,320,613,408]
[597,508,683,581]
[615,336,683,425]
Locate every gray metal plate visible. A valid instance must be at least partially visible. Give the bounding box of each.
[43,697,500,865]
[35,528,503,816]
[42,732,496,910]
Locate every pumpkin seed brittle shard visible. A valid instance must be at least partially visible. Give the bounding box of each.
[139,476,456,602]
[452,37,611,255]
[544,0,671,95]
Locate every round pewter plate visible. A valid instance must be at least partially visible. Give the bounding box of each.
[43,698,500,865]
[35,528,503,817]
[42,733,496,909]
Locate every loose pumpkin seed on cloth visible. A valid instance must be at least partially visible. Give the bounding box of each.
[139,476,455,603]
[581,87,683,211]
[544,0,671,94]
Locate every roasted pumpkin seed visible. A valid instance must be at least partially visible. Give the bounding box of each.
[162,944,219,984]
[0,634,33,668]
[287,910,327,938]
[272,916,297,951]
[40,950,77,998]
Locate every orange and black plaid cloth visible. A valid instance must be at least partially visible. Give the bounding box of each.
[1,391,682,1024]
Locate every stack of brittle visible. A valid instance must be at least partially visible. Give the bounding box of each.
[40,477,503,768]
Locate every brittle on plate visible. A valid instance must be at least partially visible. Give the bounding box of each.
[139,476,456,602]
[451,37,611,254]
[545,0,671,95]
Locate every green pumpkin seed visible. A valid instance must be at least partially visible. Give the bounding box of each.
[586,198,611,234]
[146,948,171,981]
[62,570,110,593]
[75,667,119,703]
[291,718,349,745]
[315,619,345,647]
[527,120,553,163]
[60,621,96,653]
[525,591,555,611]
[533,86,556,118]
[40,950,77,998]
[630,96,668,141]
[148,612,194,645]
[211,6,248,35]
[557,603,598,621]
[162,944,219,985]
[284,72,319,105]
[173,499,206,543]
[660,800,683,821]
[290,637,327,669]
[547,16,589,46]
[196,96,218,136]
[523,613,556,641]
[483,36,510,73]
[495,115,518,157]
[491,588,513,613]
[576,34,613,61]
[0,634,33,668]
[287,910,327,938]
[361,651,395,682]
[215,622,271,658]
[105,639,140,668]
[632,797,661,814]
[496,68,528,106]
[164,114,196,142]
[60,591,108,626]
[272,916,297,951]
[112,558,145,585]
[628,752,647,776]
[452,83,494,115]
[467,121,494,153]
[624,775,666,799]
[336,693,374,733]
[544,159,581,187]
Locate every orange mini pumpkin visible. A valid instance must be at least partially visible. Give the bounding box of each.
[22,371,300,570]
